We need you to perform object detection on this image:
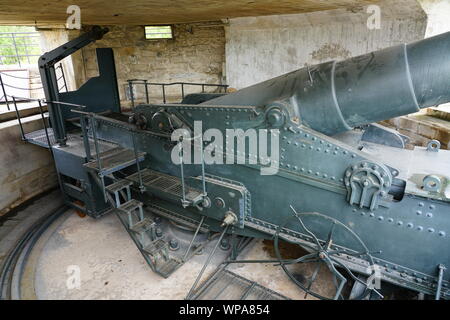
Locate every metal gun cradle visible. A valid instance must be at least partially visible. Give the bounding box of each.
[28,26,450,299]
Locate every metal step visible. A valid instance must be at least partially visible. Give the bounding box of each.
[83,147,146,176]
[192,269,290,300]
[142,239,168,256]
[24,128,55,148]
[117,199,142,214]
[127,168,203,203]
[156,257,183,278]
[130,217,155,235]
[105,179,133,193]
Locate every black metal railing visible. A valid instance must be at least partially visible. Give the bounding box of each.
[11,96,50,144]
[0,63,67,111]
[11,95,85,148]
[126,79,228,108]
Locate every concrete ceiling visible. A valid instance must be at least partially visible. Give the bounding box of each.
[0,0,379,26]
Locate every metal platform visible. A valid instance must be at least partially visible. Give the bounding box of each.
[192,269,290,300]
[127,168,203,202]
[24,128,56,148]
[84,147,146,176]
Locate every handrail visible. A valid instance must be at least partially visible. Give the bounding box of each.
[11,96,51,148]
[126,79,228,107]
[0,63,68,111]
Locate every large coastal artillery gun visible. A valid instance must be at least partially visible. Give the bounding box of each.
[26,27,450,299]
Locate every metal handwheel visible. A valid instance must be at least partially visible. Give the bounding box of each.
[273,206,383,300]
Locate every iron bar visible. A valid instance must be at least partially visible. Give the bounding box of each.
[182,216,206,261]
[435,264,446,300]
[144,80,149,104]
[200,134,207,196]
[12,96,25,140]
[186,225,229,299]
[37,99,52,149]
[162,84,166,104]
[125,80,228,104]
[179,140,187,205]
[0,74,10,110]
[11,33,21,68]
[131,133,145,192]
[80,115,92,161]
[58,64,68,92]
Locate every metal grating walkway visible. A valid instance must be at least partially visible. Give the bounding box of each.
[84,147,146,176]
[192,269,290,300]
[127,168,203,202]
[24,128,56,148]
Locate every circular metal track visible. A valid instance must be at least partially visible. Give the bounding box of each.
[0,193,68,300]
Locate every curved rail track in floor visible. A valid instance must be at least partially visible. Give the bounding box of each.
[0,191,68,300]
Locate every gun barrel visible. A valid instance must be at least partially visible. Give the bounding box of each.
[206,31,450,135]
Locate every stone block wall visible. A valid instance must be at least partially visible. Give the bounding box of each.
[75,23,226,106]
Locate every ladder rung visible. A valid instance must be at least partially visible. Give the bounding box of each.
[142,239,168,256]
[117,199,142,214]
[156,257,183,278]
[106,179,133,193]
[130,217,155,234]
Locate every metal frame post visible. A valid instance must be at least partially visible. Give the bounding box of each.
[12,96,25,140]
[144,80,149,104]
[38,99,52,148]
[0,74,10,111]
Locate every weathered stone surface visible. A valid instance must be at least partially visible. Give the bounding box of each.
[74,23,226,105]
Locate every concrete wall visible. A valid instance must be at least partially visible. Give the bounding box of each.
[225,0,428,89]
[0,116,57,216]
[419,0,450,37]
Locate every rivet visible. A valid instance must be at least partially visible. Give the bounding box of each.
[426,213,433,218]
[397,221,403,226]
[429,205,435,210]
[407,223,414,228]
[418,202,424,207]
[416,226,423,231]
[428,228,435,233]
[439,231,446,237]
[416,210,422,215]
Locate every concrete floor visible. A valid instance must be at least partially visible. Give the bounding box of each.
[35,209,337,300]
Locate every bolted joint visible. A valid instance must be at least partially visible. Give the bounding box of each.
[221,211,237,227]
